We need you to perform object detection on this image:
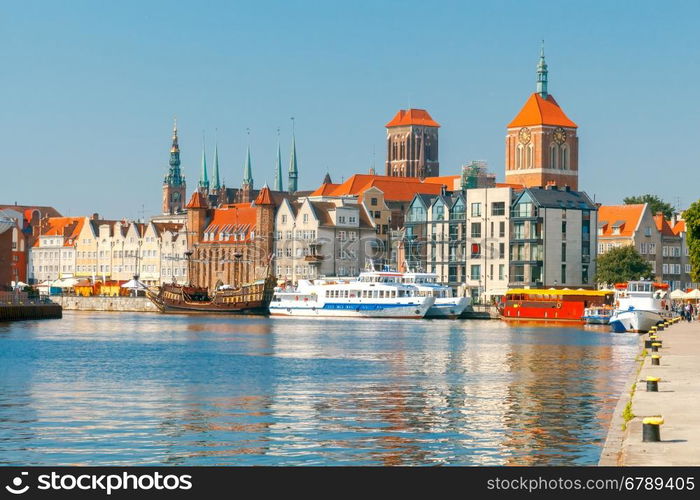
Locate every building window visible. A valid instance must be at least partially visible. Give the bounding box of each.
[561,264,566,284]
[470,265,481,280]
[491,202,505,216]
[562,221,567,234]
[371,198,377,206]
[499,221,506,238]
[550,143,558,169]
[303,214,309,223]
[471,222,482,238]
[560,144,569,169]
[281,215,287,224]
[471,203,481,217]
[499,243,505,259]
[526,144,533,169]
[561,242,566,262]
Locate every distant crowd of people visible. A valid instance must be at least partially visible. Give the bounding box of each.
[674,302,697,322]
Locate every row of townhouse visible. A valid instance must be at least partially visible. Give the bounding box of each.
[28,215,189,286]
[402,184,598,303]
[597,204,695,290]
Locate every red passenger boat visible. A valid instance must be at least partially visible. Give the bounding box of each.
[499,288,615,322]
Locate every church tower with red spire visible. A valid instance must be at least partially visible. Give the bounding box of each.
[505,46,579,190]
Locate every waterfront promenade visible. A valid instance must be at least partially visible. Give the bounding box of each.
[600,320,700,465]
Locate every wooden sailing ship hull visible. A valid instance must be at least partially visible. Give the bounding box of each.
[147,277,275,315]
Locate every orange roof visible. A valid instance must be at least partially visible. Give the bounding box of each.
[672,220,686,235]
[309,174,446,202]
[186,191,208,209]
[254,186,273,206]
[598,204,645,237]
[201,204,258,244]
[424,175,461,190]
[34,217,84,247]
[508,93,577,128]
[385,108,440,128]
[654,214,676,237]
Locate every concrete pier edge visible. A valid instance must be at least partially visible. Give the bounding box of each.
[599,319,700,466]
[598,335,645,466]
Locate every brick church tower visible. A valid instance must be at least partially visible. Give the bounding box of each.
[505,46,579,190]
[385,109,439,179]
[162,121,187,214]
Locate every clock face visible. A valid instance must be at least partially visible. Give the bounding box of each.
[172,192,181,202]
[518,127,531,144]
[553,127,567,145]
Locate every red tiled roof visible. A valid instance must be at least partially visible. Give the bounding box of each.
[508,93,578,128]
[186,191,208,209]
[33,217,84,247]
[254,186,274,206]
[672,220,686,235]
[654,214,676,237]
[385,108,440,128]
[309,174,446,201]
[201,204,257,244]
[598,204,645,237]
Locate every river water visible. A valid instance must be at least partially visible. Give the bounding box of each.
[0,312,638,466]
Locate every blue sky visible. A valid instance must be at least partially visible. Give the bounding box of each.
[1,0,698,219]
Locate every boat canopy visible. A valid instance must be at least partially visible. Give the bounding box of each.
[506,289,614,297]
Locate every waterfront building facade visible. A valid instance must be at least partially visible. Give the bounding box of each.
[186,186,275,290]
[509,186,597,288]
[597,204,661,278]
[273,196,375,281]
[28,217,84,283]
[462,186,515,302]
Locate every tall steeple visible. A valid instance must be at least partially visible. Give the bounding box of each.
[243,145,253,187]
[198,135,209,191]
[273,129,283,191]
[288,117,298,194]
[162,118,187,215]
[536,41,548,98]
[212,142,221,191]
[165,118,184,186]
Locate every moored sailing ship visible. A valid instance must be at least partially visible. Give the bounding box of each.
[147,275,276,314]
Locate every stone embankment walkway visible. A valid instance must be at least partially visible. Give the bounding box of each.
[600,319,700,465]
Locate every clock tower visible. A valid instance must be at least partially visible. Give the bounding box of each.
[505,47,579,190]
[162,120,187,215]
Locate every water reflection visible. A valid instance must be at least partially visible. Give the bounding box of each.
[0,313,638,465]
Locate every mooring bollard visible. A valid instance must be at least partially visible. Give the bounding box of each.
[642,417,664,442]
[644,339,653,348]
[651,354,661,366]
[646,376,660,392]
[651,342,662,352]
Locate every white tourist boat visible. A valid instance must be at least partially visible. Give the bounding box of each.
[395,271,470,319]
[609,281,669,333]
[269,273,435,318]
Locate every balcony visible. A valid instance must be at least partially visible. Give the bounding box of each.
[304,255,325,264]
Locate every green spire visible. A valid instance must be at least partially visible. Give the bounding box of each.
[212,143,221,190]
[536,41,548,98]
[199,137,209,191]
[288,118,298,193]
[243,144,253,187]
[165,118,184,186]
[274,137,283,191]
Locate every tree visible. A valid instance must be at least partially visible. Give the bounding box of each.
[595,245,654,285]
[683,200,700,282]
[623,194,674,219]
